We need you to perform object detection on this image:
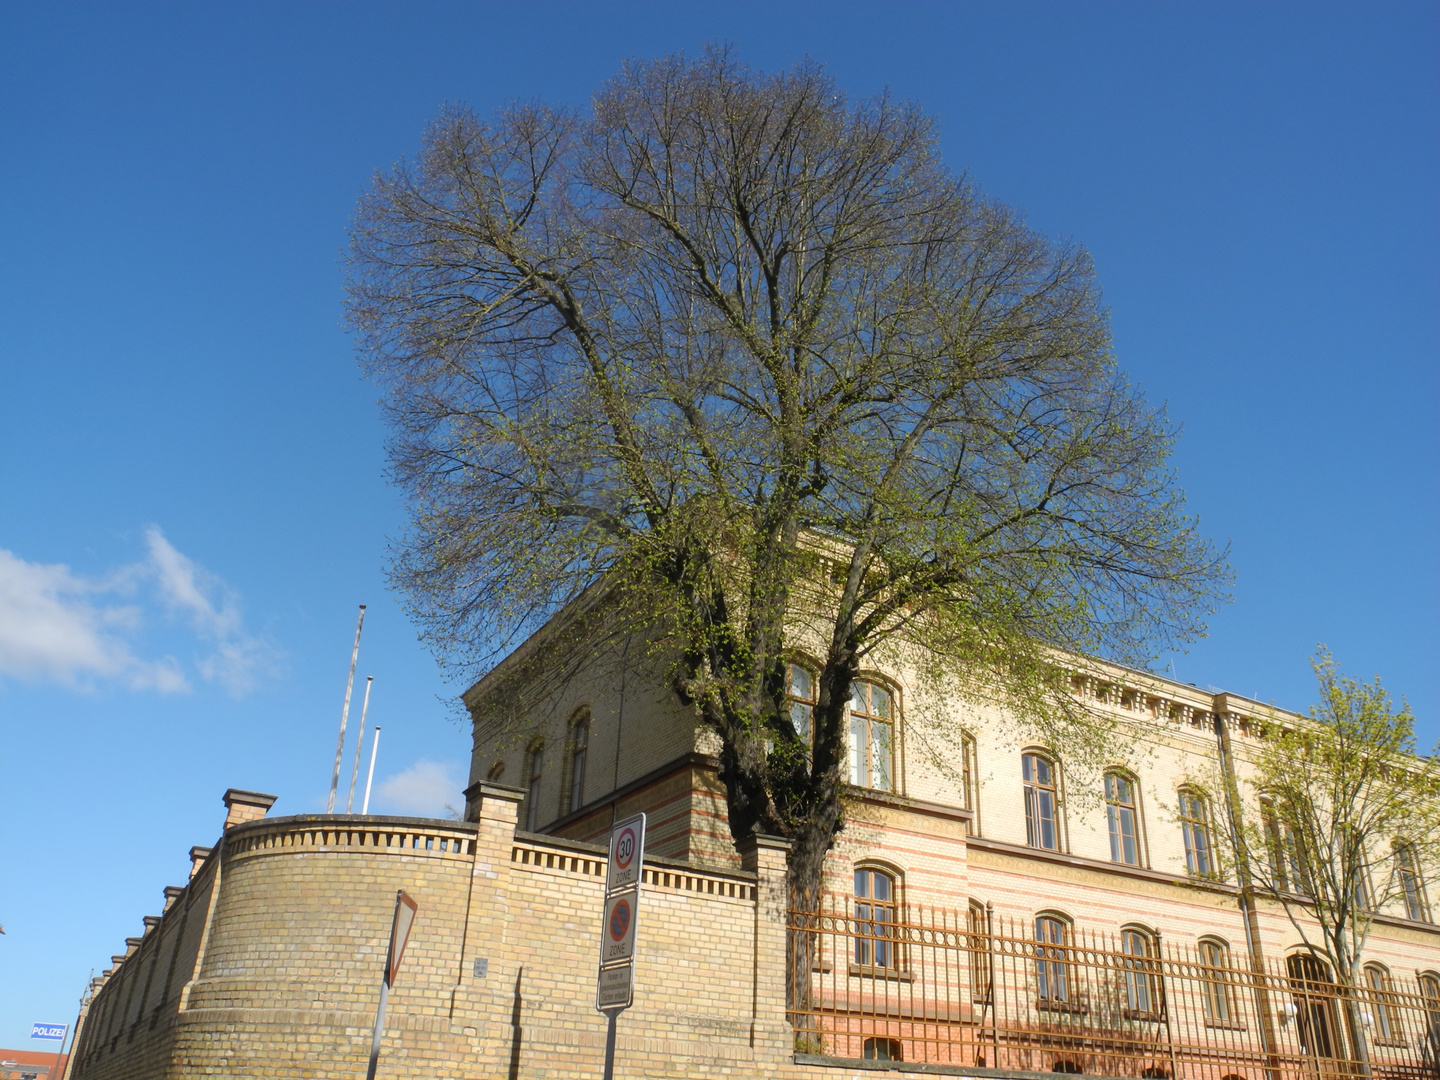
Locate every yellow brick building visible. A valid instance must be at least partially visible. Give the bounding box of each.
[67,623,1438,1079]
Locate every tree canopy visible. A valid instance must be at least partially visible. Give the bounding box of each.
[346,49,1229,904]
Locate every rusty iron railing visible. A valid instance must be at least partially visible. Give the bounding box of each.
[789,895,1439,1078]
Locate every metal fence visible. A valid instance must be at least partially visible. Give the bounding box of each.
[788,896,1439,1079]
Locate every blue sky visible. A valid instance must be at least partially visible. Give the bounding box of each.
[0,1,1434,1049]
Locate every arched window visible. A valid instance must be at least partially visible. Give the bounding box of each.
[1396,844,1430,922]
[1419,972,1440,1043]
[1034,914,1071,1003]
[1121,927,1158,1016]
[853,866,898,969]
[788,663,815,744]
[961,733,978,820]
[1198,938,1236,1023]
[1261,798,1310,896]
[1023,753,1059,851]
[968,900,991,1003]
[1178,788,1215,877]
[849,681,894,791]
[486,759,506,782]
[1362,964,1399,1042]
[523,740,545,832]
[1105,772,1141,866]
[1286,953,1339,1059]
[564,713,590,815]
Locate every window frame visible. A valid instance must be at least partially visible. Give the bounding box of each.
[1197,937,1239,1027]
[852,864,901,972]
[1395,843,1431,922]
[1418,971,1440,1030]
[848,680,897,793]
[1023,752,1061,852]
[523,739,545,832]
[1033,912,1076,1009]
[1120,925,1161,1018]
[960,732,979,833]
[968,899,992,1003]
[787,662,816,747]
[562,711,590,816]
[1361,963,1402,1044]
[1261,796,1311,896]
[1105,771,1143,867]
[1178,787,1216,878]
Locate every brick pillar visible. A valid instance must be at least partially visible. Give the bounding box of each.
[738,833,793,1063]
[221,789,276,830]
[450,781,526,1037]
[188,845,212,879]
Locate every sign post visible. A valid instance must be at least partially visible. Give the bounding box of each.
[31,1023,66,1080]
[366,890,418,1080]
[596,813,645,1080]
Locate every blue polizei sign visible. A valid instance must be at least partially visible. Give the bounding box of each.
[31,1022,66,1040]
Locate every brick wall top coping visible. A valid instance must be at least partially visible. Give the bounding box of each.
[226,812,479,837]
[513,828,760,881]
[211,810,759,881]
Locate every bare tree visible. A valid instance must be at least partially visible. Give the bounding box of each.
[346,49,1229,917]
[1228,649,1438,1069]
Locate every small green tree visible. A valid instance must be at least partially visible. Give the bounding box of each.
[1234,649,1438,1066]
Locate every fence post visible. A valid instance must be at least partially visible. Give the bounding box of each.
[987,902,1000,1071]
[1155,931,1181,1080]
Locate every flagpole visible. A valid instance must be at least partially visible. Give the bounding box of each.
[347,677,373,813]
[327,605,366,812]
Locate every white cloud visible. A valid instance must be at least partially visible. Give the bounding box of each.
[0,548,188,691]
[144,527,275,695]
[0,528,277,696]
[375,760,465,818]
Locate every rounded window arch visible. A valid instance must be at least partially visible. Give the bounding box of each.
[1361,963,1400,1041]
[522,738,545,832]
[1197,937,1237,1023]
[1417,972,1440,1024]
[786,660,818,747]
[1285,950,1341,1059]
[1104,770,1144,867]
[1120,924,1159,1015]
[1177,786,1216,878]
[1022,750,1061,851]
[848,677,898,792]
[959,729,979,824]
[1033,910,1073,1003]
[486,759,506,782]
[1394,842,1431,921]
[853,863,901,969]
[967,899,991,1003]
[562,709,591,816]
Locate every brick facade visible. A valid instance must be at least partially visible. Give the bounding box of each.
[67,625,1437,1078]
